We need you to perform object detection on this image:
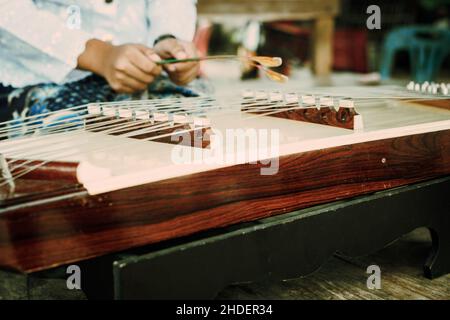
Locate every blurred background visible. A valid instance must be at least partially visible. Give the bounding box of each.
[194,0,449,91]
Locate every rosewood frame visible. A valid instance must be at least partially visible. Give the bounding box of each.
[0,129,449,273]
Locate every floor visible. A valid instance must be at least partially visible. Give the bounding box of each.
[217,228,450,300]
[1,228,447,300]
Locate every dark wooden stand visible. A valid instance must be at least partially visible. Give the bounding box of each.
[89,177,450,299]
[1,177,449,299]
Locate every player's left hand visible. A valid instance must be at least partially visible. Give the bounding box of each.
[154,38,200,86]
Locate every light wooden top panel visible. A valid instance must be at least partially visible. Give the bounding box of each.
[197,0,341,21]
[1,99,449,195]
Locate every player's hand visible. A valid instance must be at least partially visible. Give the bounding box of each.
[154,38,200,86]
[78,39,163,94]
[100,43,162,93]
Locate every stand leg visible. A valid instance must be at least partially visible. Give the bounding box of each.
[312,16,334,76]
[424,224,450,279]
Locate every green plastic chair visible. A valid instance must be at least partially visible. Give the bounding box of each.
[380,26,450,82]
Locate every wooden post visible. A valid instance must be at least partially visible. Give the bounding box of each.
[312,15,335,76]
[197,0,341,77]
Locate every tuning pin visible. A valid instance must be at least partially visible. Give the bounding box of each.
[269,91,283,102]
[339,98,355,109]
[148,110,156,123]
[102,105,118,117]
[241,89,254,99]
[284,93,299,104]
[407,81,415,91]
[421,81,429,92]
[118,107,133,119]
[194,116,210,128]
[432,85,438,95]
[320,96,334,109]
[301,94,316,107]
[440,83,448,95]
[87,103,102,115]
[255,90,268,100]
[134,109,149,120]
[414,83,421,92]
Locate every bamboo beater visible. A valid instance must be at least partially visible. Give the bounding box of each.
[156,55,288,83]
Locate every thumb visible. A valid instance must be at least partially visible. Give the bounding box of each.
[135,44,161,62]
[169,44,187,60]
[166,42,188,72]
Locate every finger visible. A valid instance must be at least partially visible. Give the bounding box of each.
[180,70,198,85]
[175,61,200,80]
[171,43,199,73]
[122,62,155,84]
[135,43,160,60]
[172,61,199,74]
[118,72,149,91]
[178,64,199,82]
[112,84,135,94]
[119,85,136,94]
[136,45,163,77]
[171,66,199,85]
[170,43,188,60]
[128,47,162,76]
[143,55,162,77]
[165,42,189,72]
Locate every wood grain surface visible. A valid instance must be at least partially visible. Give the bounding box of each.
[243,105,358,129]
[1,128,449,273]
